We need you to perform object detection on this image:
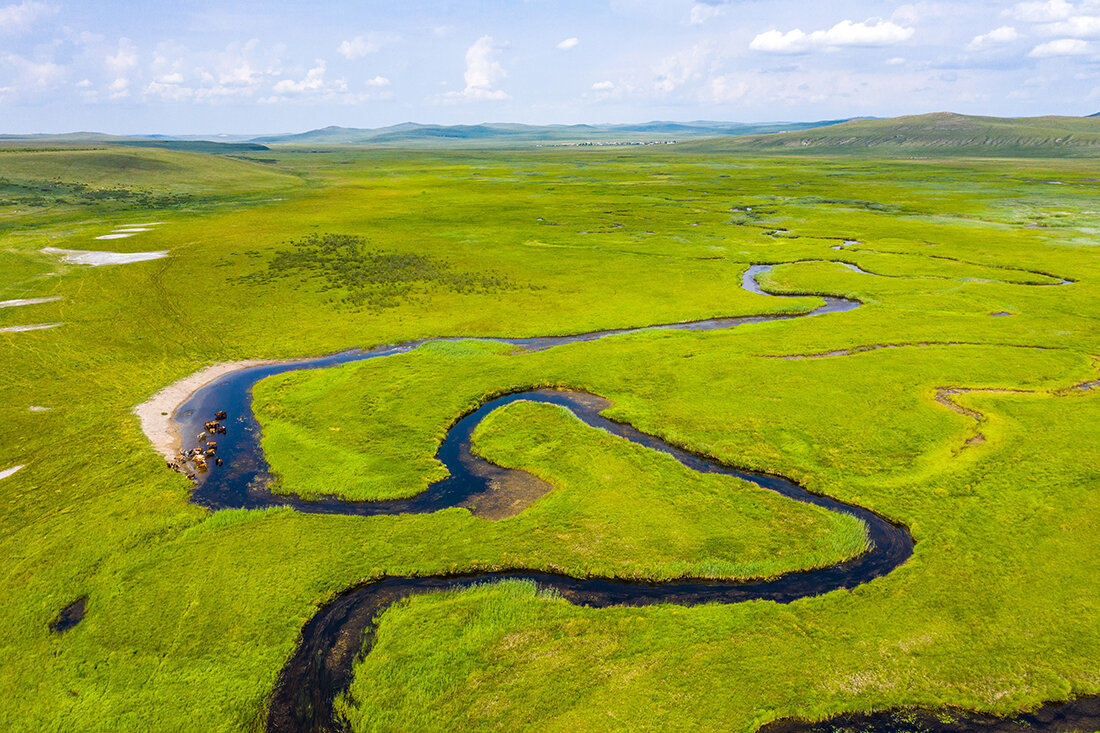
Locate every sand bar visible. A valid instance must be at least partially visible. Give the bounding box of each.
[42,247,168,266]
[0,297,62,309]
[135,360,289,460]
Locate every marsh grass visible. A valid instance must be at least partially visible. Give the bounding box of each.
[240,232,521,310]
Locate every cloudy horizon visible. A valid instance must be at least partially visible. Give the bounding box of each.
[2,0,1099,135]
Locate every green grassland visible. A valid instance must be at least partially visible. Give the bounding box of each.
[677,112,1100,157]
[0,140,1097,731]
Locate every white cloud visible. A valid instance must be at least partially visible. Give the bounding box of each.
[654,41,714,93]
[750,19,914,54]
[439,35,508,102]
[887,56,906,65]
[591,80,614,90]
[0,1,56,35]
[967,26,1020,50]
[710,74,748,102]
[556,37,579,51]
[105,38,138,75]
[1011,0,1074,22]
[0,51,63,89]
[337,35,378,60]
[107,76,129,99]
[1029,37,1093,54]
[271,59,346,95]
[689,2,722,24]
[1044,15,1100,36]
[75,78,91,88]
[365,75,389,86]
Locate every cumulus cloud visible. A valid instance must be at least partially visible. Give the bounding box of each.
[337,35,379,60]
[0,51,63,89]
[556,37,579,50]
[967,26,1020,50]
[1044,15,1100,36]
[439,35,508,102]
[1029,37,1093,54]
[591,80,614,90]
[105,38,138,75]
[710,74,748,102]
[750,19,915,54]
[1011,0,1074,22]
[0,1,56,35]
[689,2,723,24]
[654,41,715,93]
[365,75,389,86]
[271,59,346,95]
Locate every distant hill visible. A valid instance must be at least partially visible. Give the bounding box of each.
[0,132,268,153]
[250,120,851,146]
[676,113,1100,157]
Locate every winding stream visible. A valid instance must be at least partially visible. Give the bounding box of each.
[165,264,1082,732]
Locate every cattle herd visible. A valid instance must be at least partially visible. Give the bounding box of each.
[167,410,228,480]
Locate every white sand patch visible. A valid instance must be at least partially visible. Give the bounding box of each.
[112,228,152,233]
[0,465,25,481]
[0,296,62,308]
[28,406,51,412]
[95,233,137,240]
[0,323,61,333]
[42,247,168,266]
[135,359,289,460]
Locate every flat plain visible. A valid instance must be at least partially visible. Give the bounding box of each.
[1,141,1097,731]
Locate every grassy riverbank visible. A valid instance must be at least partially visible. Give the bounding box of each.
[0,144,1097,731]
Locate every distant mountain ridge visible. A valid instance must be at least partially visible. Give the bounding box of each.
[676,112,1100,157]
[4,113,1100,155]
[248,120,852,146]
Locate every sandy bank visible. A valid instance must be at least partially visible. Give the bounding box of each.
[134,359,286,460]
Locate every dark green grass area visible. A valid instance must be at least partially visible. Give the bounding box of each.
[0,144,1098,731]
[239,232,523,310]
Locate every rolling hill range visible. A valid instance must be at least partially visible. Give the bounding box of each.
[248,120,850,146]
[675,112,1100,157]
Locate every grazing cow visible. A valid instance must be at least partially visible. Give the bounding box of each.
[206,442,217,451]
[186,473,196,480]
[216,425,226,434]
[197,433,207,442]
[215,458,223,467]
[214,411,227,420]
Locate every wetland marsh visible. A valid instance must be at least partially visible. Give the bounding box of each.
[1,144,1098,732]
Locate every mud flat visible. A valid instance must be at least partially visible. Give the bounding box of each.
[41,247,168,266]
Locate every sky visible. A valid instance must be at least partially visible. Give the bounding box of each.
[1,0,1099,134]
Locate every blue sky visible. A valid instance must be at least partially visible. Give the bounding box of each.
[1,0,1098,134]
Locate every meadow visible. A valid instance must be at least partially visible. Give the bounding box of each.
[0,141,1097,731]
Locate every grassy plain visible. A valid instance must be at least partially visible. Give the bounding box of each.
[0,142,1097,732]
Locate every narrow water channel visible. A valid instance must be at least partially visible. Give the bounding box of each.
[165,264,1086,732]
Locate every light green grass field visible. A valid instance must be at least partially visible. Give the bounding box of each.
[0,144,1097,731]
